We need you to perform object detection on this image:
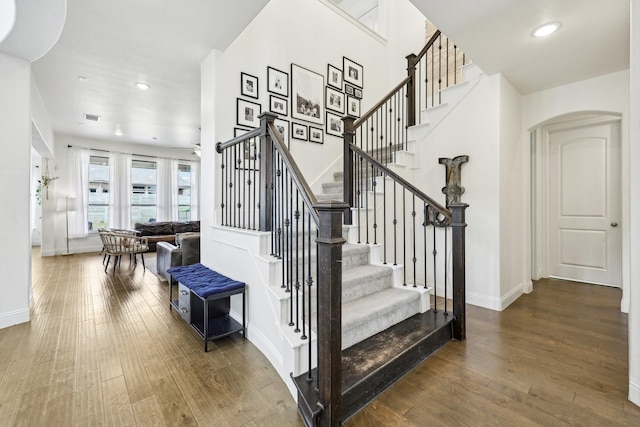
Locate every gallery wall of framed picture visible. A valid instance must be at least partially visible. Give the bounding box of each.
[233,56,363,148]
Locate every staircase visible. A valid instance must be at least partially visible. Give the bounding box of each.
[215,28,470,427]
[315,172,430,350]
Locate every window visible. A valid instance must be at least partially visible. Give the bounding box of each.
[178,164,191,221]
[88,156,109,231]
[131,160,157,226]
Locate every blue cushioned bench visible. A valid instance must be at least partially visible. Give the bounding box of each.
[167,263,245,351]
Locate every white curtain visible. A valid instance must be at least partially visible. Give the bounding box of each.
[68,147,90,238]
[109,152,132,229]
[191,161,200,220]
[156,158,179,221]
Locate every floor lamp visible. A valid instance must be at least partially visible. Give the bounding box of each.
[57,196,77,255]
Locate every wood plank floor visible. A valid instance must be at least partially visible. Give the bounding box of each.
[1,250,638,426]
[347,278,640,426]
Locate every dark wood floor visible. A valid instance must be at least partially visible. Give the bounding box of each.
[347,278,640,426]
[0,250,638,426]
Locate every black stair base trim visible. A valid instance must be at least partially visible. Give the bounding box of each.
[292,311,454,425]
[292,371,322,427]
[341,311,454,421]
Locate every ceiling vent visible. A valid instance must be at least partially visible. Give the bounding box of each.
[84,113,100,122]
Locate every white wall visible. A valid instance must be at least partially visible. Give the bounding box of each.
[0,52,32,328]
[628,0,640,407]
[522,70,631,311]
[498,74,530,303]
[212,0,426,195]
[415,73,506,309]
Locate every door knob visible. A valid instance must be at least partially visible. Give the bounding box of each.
[611,222,618,227]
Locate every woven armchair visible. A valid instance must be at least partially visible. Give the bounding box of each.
[98,230,150,274]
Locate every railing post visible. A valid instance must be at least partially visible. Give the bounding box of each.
[314,200,347,427]
[450,203,468,341]
[406,53,417,127]
[342,116,356,225]
[259,112,277,232]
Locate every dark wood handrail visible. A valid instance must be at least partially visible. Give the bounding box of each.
[354,76,411,129]
[350,143,451,222]
[414,29,442,65]
[268,122,320,226]
[216,128,261,152]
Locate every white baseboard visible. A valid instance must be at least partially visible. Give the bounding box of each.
[466,282,527,312]
[621,298,630,314]
[0,308,29,329]
[466,292,501,311]
[629,378,640,407]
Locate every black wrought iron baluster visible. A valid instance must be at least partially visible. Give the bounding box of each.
[444,225,449,315]
[238,140,249,229]
[383,170,387,264]
[372,164,377,245]
[454,44,458,85]
[221,149,226,226]
[393,181,398,266]
[365,158,370,244]
[423,202,428,290]
[253,137,258,229]
[438,34,442,105]
[301,203,307,340]
[402,189,406,286]
[446,38,450,89]
[288,172,294,297]
[432,215,438,313]
[306,213,313,380]
[412,195,417,287]
[293,191,300,332]
[357,156,362,244]
[237,143,242,227]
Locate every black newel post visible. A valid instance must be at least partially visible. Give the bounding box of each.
[342,116,356,225]
[314,200,347,427]
[259,112,277,232]
[450,203,468,341]
[406,53,417,128]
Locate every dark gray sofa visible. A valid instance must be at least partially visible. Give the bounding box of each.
[134,220,200,252]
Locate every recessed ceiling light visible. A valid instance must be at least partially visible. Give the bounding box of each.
[152,137,158,140]
[532,22,561,38]
[84,113,100,122]
[135,82,151,90]
[115,129,123,136]
[77,76,87,82]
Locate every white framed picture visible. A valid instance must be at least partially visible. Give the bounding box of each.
[291,63,324,125]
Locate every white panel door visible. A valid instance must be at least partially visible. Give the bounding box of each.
[548,122,621,286]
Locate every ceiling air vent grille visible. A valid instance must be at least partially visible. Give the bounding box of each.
[84,113,100,122]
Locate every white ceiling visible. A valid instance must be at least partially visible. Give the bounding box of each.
[410,0,630,94]
[19,0,631,151]
[30,0,269,149]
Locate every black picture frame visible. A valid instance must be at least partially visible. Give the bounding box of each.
[354,87,363,99]
[291,63,324,125]
[269,95,288,116]
[234,128,259,170]
[347,96,361,117]
[326,86,345,114]
[237,98,261,128]
[326,111,344,137]
[327,64,343,90]
[345,83,355,96]
[274,118,290,149]
[309,126,324,144]
[241,72,259,99]
[291,122,308,141]
[267,66,288,97]
[343,57,363,88]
